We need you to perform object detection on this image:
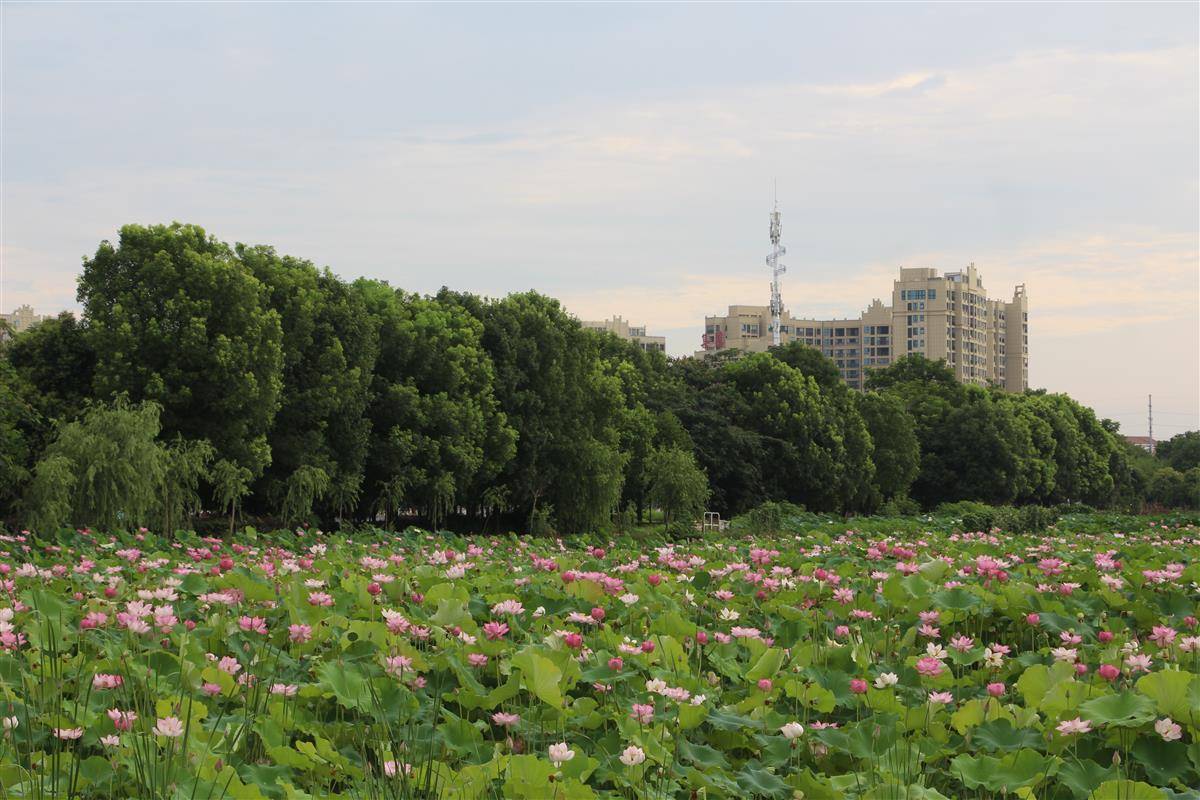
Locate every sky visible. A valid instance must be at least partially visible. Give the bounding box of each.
[2,3,1197,438]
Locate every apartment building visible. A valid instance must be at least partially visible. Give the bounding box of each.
[581,315,667,354]
[698,264,1029,392]
[0,305,47,335]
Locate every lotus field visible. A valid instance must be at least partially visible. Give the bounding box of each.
[0,519,1198,799]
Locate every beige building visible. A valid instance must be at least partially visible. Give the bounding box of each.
[698,264,1028,392]
[581,315,666,354]
[1,305,46,335]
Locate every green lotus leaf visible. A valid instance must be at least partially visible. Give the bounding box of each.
[1132,738,1192,786]
[736,763,790,799]
[971,719,1044,751]
[1136,669,1200,720]
[1089,780,1168,800]
[1079,691,1158,727]
[511,648,564,708]
[1055,759,1115,800]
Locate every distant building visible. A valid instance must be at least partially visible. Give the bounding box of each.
[1,304,47,335]
[581,315,666,354]
[1124,435,1155,454]
[698,264,1029,392]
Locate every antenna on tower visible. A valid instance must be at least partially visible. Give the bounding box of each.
[765,189,787,347]
[1148,394,1154,455]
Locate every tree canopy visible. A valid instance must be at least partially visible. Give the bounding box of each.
[1,222,1190,534]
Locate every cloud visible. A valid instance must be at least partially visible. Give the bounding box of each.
[2,38,1195,426]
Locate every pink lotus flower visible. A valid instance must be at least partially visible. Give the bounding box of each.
[915,657,944,677]
[107,709,137,731]
[928,691,954,705]
[757,678,773,692]
[153,717,185,737]
[1149,626,1177,647]
[288,623,312,643]
[1056,718,1091,736]
[93,674,123,690]
[482,621,509,640]
[849,679,868,694]
[239,616,268,634]
[986,683,1005,697]
[630,703,654,724]
[491,712,520,728]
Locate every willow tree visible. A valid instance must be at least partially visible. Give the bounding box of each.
[24,399,165,533]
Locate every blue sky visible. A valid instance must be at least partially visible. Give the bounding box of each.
[3,3,1197,436]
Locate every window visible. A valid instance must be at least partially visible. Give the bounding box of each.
[928,289,937,300]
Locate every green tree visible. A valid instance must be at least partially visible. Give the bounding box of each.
[1157,431,1200,472]
[647,446,711,529]
[445,290,626,533]
[1147,466,1200,509]
[0,361,38,517]
[211,459,253,537]
[4,312,95,425]
[591,331,693,522]
[24,399,165,533]
[78,223,283,476]
[159,436,215,535]
[362,284,516,528]
[856,391,920,501]
[772,343,877,510]
[281,465,331,527]
[237,246,378,516]
[720,353,855,511]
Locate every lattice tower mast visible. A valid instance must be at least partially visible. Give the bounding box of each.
[766,199,787,347]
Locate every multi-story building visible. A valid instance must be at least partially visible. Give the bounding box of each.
[581,315,666,354]
[698,264,1029,392]
[0,305,46,335]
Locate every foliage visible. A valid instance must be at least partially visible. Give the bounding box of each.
[239,246,378,515]
[0,224,1190,528]
[24,399,166,532]
[1157,431,1200,472]
[0,516,1195,797]
[78,223,284,476]
[646,446,711,529]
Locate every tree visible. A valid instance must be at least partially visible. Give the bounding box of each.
[772,343,877,511]
[78,223,283,476]
[362,284,516,528]
[159,436,215,535]
[856,391,920,501]
[211,459,252,536]
[1148,467,1200,509]
[282,465,331,527]
[647,446,710,529]
[1157,431,1200,472]
[24,399,166,533]
[5,312,95,425]
[237,246,378,515]
[445,290,625,532]
[0,361,38,518]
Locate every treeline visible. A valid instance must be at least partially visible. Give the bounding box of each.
[1,223,1196,534]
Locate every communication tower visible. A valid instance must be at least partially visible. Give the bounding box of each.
[766,198,787,347]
